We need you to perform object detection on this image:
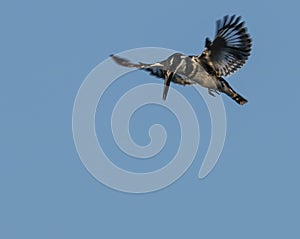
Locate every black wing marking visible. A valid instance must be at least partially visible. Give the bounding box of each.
[110,54,142,68]
[199,15,252,77]
[144,68,193,86]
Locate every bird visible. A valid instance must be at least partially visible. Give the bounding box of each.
[111,15,252,105]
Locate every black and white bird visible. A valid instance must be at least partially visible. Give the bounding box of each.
[111,15,252,105]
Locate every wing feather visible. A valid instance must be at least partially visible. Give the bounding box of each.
[200,15,252,77]
[111,54,194,86]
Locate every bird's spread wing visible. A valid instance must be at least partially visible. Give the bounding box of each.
[199,15,252,77]
[111,54,194,86]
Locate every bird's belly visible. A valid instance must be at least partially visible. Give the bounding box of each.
[177,64,218,89]
[192,71,218,89]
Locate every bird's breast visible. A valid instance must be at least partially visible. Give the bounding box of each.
[174,56,218,89]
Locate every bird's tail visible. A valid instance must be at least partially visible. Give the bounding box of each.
[218,78,248,105]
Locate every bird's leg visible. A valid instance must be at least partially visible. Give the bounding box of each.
[208,89,220,97]
[208,89,215,96]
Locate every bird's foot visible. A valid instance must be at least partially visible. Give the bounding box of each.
[208,89,220,97]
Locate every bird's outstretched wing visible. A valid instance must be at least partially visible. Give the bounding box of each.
[199,15,252,77]
[110,54,194,86]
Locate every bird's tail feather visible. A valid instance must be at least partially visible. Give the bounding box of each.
[230,92,248,105]
[219,78,248,105]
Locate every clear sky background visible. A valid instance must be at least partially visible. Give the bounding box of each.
[1,0,299,238]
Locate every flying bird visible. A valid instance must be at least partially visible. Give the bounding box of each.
[111,15,252,105]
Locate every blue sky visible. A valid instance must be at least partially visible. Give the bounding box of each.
[1,0,299,238]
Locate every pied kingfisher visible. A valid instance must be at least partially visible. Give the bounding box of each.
[111,15,252,105]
